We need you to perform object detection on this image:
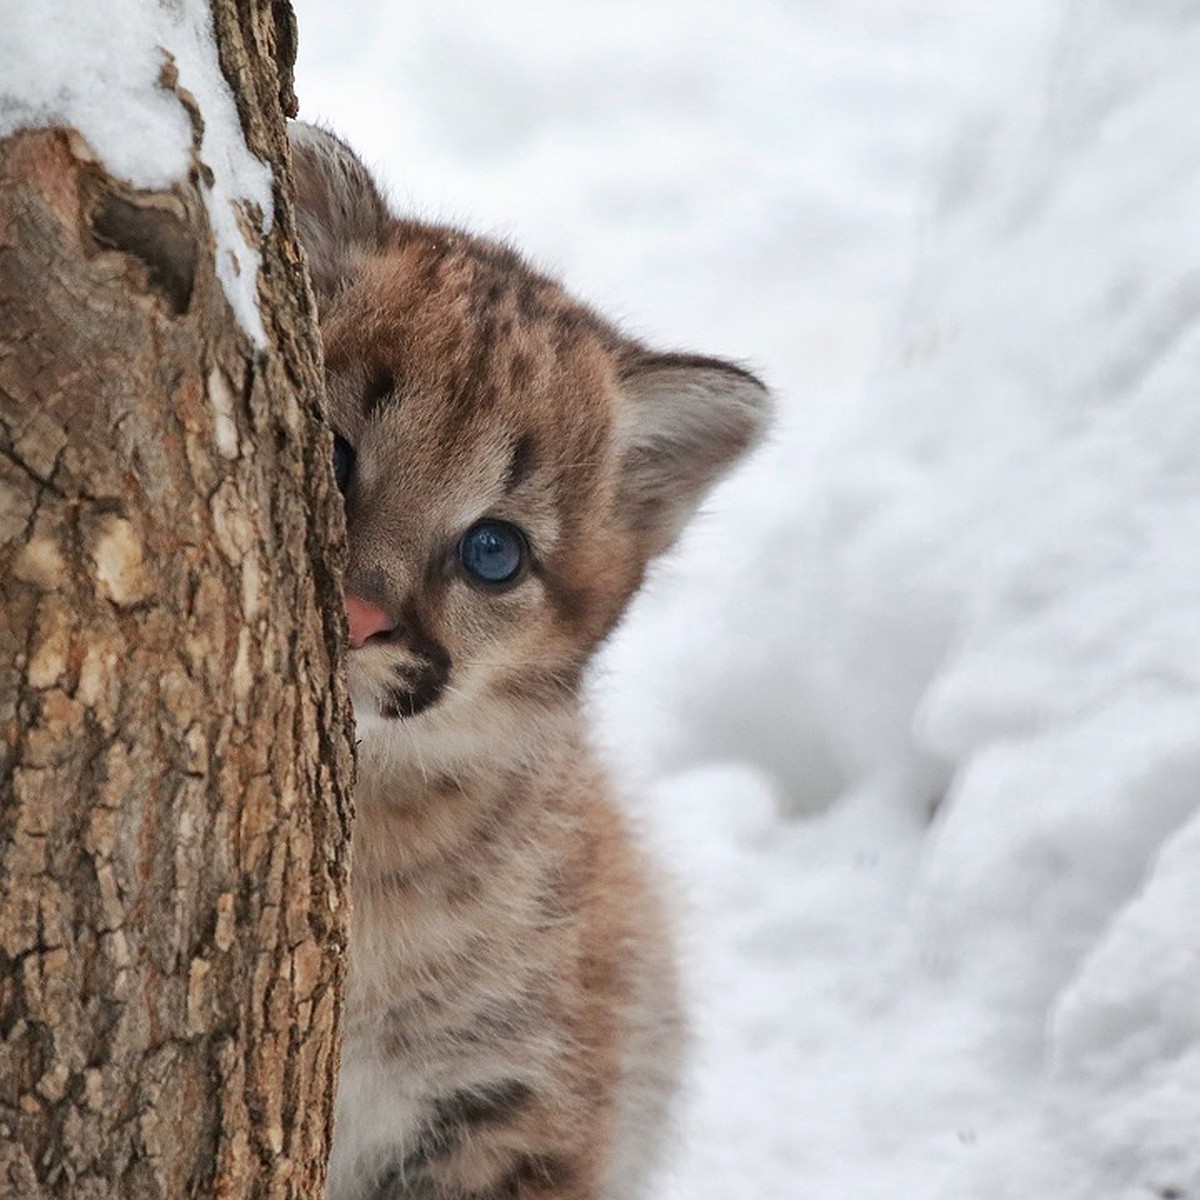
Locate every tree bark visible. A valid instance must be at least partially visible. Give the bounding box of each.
[0,3,353,1198]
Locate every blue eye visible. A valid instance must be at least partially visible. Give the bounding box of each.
[458,520,526,585]
[332,433,355,493]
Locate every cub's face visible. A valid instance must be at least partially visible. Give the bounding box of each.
[322,240,637,745]
[290,124,770,761]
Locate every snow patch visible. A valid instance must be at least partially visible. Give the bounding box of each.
[0,0,273,345]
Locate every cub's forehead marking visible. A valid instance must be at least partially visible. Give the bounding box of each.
[362,366,397,416]
[503,434,538,495]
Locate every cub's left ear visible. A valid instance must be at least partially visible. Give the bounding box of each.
[288,121,391,312]
[615,352,773,556]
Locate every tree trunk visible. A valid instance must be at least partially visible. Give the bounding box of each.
[0,3,353,1198]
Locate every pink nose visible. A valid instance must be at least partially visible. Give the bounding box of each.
[344,594,396,649]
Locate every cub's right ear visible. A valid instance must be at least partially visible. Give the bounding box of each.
[615,352,773,559]
[287,121,391,311]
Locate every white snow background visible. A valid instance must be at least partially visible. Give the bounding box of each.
[289,1,1200,1197]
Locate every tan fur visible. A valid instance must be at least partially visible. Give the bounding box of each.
[289,124,771,1200]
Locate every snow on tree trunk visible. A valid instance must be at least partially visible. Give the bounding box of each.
[0,2,354,1197]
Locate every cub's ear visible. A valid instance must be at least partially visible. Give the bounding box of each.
[287,121,391,311]
[615,352,772,557]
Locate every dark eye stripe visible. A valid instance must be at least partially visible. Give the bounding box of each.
[363,368,395,414]
[332,433,355,493]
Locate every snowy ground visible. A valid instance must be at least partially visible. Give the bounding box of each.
[293,2,1200,1196]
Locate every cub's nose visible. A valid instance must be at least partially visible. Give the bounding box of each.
[344,594,396,648]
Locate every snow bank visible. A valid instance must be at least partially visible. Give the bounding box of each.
[0,0,272,344]
[636,2,1200,1196]
[893,4,1200,1191]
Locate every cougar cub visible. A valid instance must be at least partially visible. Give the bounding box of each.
[288,123,771,1200]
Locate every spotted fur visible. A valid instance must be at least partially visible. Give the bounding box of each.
[289,123,772,1200]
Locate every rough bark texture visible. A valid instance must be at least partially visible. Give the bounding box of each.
[0,3,354,1198]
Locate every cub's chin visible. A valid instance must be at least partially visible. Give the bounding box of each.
[347,658,576,781]
[345,646,450,723]
[345,652,491,773]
